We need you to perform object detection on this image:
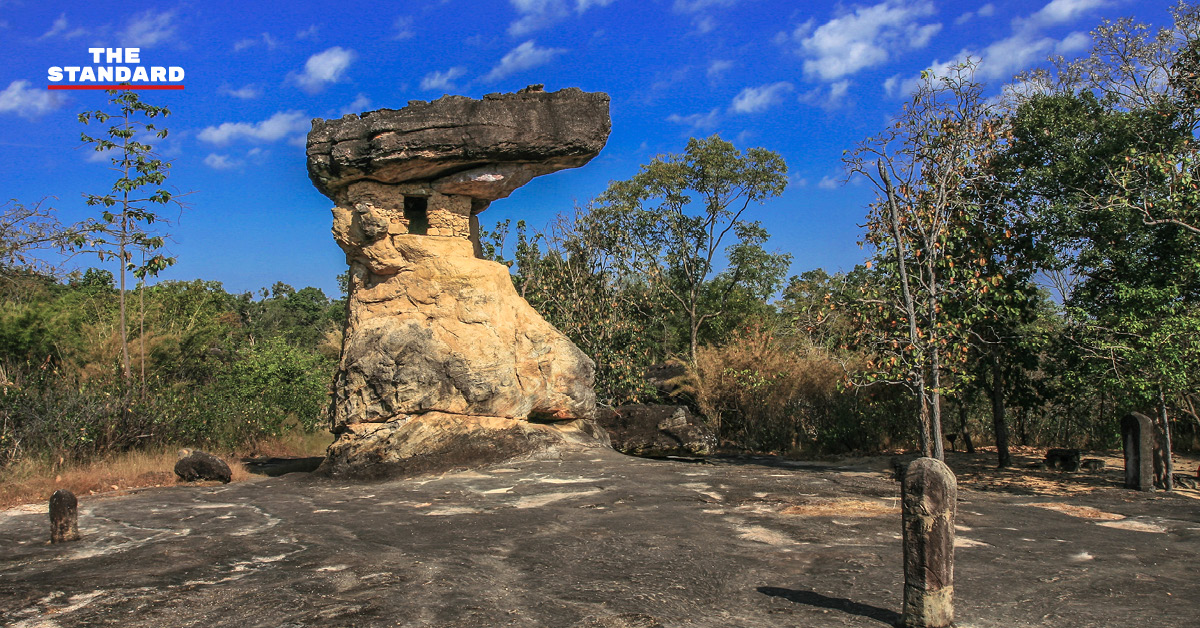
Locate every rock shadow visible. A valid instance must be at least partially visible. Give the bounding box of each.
[758,586,900,626]
[241,456,325,477]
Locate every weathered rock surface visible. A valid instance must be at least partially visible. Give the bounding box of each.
[174,449,232,483]
[328,236,596,427]
[4,453,1200,628]
[322,412,610,479]
[308,87,611,477]
[307,86,610,200]
[596,405,717,457]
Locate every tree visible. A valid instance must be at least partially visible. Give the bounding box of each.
[484,215,661,404]
[79,90,182,384]
[588,135,791,363]
[0,199,83,277]
[1000,2,1200,487]
[843,60,1004,460]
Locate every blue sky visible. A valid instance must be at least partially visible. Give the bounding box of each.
[0,0,1181,298]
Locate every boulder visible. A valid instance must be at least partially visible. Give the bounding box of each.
[643,362,688,398]
[306,86,610,201]
[174,449,233,483]
[596,405,716,457]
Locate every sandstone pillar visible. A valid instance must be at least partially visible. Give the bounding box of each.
[305,87,612,477]
[49,489,79,543]
[1122,412,1156,491]
[901,457,956,628]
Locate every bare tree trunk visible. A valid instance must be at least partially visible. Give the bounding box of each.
[689,320,699,366]
[1159,387,1174,491]
[931,346,945,461]
[139,276,145,392]
[959,399,975,453]
[991,352,1010,468]
[118,234,130,383]
[878,161,929,457]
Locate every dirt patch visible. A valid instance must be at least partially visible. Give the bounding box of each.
[1098,519,1168,533]
[1025,502,1125,520]
[780,498,895,518]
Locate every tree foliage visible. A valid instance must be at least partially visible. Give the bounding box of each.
[79,90,183,383]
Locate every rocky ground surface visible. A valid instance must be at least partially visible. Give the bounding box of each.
[2,449,1198,628]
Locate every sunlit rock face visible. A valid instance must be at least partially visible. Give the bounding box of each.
[305,86,611,478]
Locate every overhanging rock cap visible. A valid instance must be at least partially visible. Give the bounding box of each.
[306,86,611,201]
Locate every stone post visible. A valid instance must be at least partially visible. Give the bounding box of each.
[901,457,956,628]
[1122,412,1155,491]
[49,489,79,543]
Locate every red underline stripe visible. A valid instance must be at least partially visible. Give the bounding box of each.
[47,85,185,90]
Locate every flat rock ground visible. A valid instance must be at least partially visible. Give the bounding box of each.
[2,449,1198,628]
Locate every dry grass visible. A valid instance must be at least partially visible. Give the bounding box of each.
[919,447,1200,497]
[1027,502,1125,520]
[780,498,895,518]
[0,432,332,511]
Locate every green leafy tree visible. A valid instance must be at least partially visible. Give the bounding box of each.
[1000,2,1200,486]
[485,215,661,404]
[79,90,182,384]
[844,60,1004,460]
[589,135,791,362]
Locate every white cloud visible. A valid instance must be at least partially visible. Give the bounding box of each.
[0,80,63,118]
[818,175,839,189]
[800,79,852,110]
[673,0,738,12]
[292,47,356,93]
[197,110,310,146]
[1056,30,1091,54]
[508,0,616,36]
[577,0,618,9]
[220,84,262,100]
[787,0,941,81]
[483,41,565,82]
[421,67,467,91]
[120,9,178,48]
[393,16,414,40]
[666,108,720,130]
[707,59,733,80]
[955,3,995,25]
[296,24,319,40]
[40,13,86,40]
[890,0,1110,97]
[233,33,278,52]
[829,79,851,103]
[730,82,794,113]
[340,93,371,115]
[204,153,241,170]
[1026,0,1111,28]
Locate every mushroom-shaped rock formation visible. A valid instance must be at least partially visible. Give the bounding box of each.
[308,86,612,478]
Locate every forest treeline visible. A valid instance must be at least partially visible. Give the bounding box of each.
[0,270,342,465]
[2,3,1199,468]
[485,3,1200,463]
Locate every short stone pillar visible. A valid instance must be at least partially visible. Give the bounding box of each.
[901,457,956,628]
[1122,412,1155,491]
[49,489,79,543]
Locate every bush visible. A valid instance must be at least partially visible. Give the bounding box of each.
[683,324,916,454]
[0,339,335,466]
